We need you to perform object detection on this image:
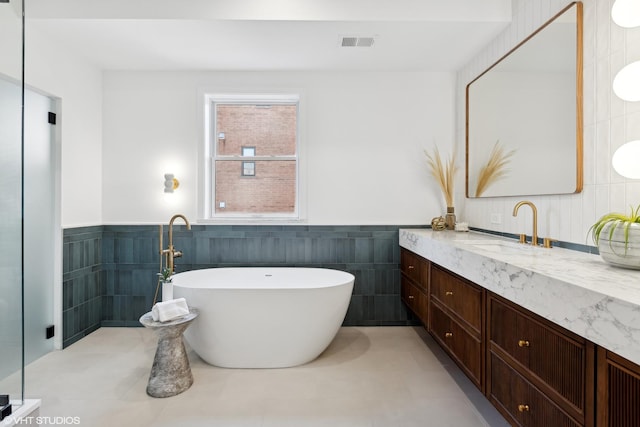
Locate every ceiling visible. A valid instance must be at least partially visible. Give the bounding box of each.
[24,0,513,72]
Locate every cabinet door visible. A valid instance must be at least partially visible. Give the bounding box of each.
[488,294,521,360]
[489,295,590,414]
[431,265,482,332]
[489,352,582,427]
[430,301,482,388]
[400,248,429,291]
[401,275,428,324]
[488,294,594,426]
[597,347,640,427]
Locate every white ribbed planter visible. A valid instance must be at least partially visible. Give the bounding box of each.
[597,222,640,270]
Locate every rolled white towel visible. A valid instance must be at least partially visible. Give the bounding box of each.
[151,298,189,322]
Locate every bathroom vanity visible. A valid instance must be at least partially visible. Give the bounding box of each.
[399,229,640,427]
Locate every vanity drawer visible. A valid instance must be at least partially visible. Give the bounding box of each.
[430,265,482,332]
[430,300,482,388]
[400,248,429,290]
[489,352,582,427]
[488,294,592,417]
[401,275,428,324]
[597,347,640,427]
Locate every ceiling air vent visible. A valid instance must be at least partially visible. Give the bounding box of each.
[341,36,375,47]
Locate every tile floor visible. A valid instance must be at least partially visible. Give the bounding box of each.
[1,326,509,427]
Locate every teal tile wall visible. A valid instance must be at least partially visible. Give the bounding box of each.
[63,224,423,346]
[62,226,103,348]
[102,225,162,327]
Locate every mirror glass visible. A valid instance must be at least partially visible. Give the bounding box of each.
[466,2,582,198]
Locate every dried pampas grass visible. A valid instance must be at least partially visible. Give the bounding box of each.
[475,141,515,197]
[424,146,458,207]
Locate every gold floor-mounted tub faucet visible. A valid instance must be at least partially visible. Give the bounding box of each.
[160,214,191,272]
[512,201,538,246]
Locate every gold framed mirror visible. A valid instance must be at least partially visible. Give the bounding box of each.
[466,2,583,198]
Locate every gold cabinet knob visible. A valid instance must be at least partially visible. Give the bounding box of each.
[408,265,415,270]
[518,340,530,347]
[518,404,530,412]
[445,291,454,296]
[445,332,453,338]
[408,295,415,300]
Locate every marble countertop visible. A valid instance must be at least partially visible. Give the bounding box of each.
[399,228,640,365]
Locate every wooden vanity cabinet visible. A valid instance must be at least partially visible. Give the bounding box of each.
[398,247,640,426]
[487,293,595,427]
[400,248,429,324]
[429,264,485,389]
[596,347,640,427]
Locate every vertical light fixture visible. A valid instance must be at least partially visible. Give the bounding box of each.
[611,0,640,28]
[612,140,640,179]
[164,173,179,193]
[611,0,640,179]
[613,60,640,102]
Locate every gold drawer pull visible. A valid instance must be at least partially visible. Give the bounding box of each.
[408,265,415,270]
[445,291,454,296]
[518,340,530,347]
[517,404,530,412]
[408,295,415,300]
[445,332,453,338]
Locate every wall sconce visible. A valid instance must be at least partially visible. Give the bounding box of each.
[611,0,640,179]
[612,0,640,28]
[164,173,179,193]
[613,60,640,102]
[612,140,640,179]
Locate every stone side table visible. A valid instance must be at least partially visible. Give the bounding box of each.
[139,308,198,398]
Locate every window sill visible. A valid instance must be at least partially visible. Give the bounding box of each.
[197,217,307,225]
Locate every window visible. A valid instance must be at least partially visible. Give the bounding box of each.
[242,161,255,177]
[241,147,256,177]
[204,94,299,219]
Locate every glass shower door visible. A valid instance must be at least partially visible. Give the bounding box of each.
[0,0,24,405]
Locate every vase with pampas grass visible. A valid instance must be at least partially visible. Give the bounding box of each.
[475,141,515,197]
[424,146,458,230]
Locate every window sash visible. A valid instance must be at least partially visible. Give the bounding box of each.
[207,94,299,219]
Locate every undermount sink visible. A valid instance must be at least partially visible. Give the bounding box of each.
[458,239,539,253]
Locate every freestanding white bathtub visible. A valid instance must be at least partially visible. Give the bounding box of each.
[170,267,355,368]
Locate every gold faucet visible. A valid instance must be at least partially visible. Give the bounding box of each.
[512,201,538,246]
[162,214,191,272]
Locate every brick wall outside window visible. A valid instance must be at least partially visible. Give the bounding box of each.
[215,160,296,213]
[215,104,297,214]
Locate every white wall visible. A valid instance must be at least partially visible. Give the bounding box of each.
[8,0,639,237]
[0,6,104,228]
[457,0,640,245]
[24,25,103,228]
[0,5,21,82]
[102,70,455,225]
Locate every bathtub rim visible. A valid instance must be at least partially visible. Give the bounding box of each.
[170,266,355,290]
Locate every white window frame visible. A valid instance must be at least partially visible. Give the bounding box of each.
[200,93,301,221]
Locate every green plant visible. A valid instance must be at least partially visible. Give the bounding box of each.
[152,267,173,307]
[589,205,640,254]
[157,267,173,282]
